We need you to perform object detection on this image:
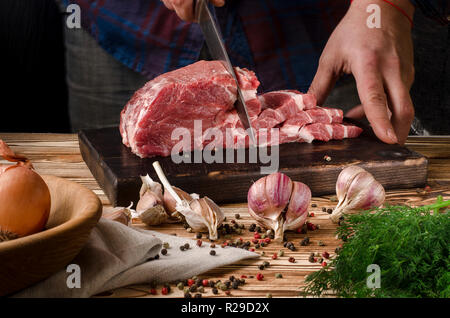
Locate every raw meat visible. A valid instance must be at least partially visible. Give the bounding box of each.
[120,60,362,158]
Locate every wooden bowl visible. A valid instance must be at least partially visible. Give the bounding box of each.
[0,175,102,296]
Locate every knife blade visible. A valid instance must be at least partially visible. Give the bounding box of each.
[194,0,256,144]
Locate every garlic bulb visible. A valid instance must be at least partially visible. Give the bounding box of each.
[247,172,311,242]
[135,175,169,225]
[330,166,385,223]
[163,186,192,217]
[152,161,224,240]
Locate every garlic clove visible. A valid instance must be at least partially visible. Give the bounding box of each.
[188,197,224,240]
[163,186,192,216]
[134,175,169,226]
[336,165,365,203]
[102,204,133,226]
[331,167,385,223]
[248,172,295,241]
[283,181,311,234]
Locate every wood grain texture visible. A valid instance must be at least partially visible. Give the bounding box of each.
[79,127,427,207]
[0,133,448,298]
[0,175,102,296]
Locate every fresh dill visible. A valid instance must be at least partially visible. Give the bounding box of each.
[302,197,450,298]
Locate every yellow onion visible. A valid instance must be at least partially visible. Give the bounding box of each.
[0,140,51,241]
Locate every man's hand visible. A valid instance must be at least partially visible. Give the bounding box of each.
[162,0,225,22]
[308,0,415,144]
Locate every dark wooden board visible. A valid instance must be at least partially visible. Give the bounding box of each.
[79,127,428,207]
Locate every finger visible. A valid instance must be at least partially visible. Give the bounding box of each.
[161,0,175,10]
[307,57,338,106]
[353,61,398,144]
[384,75,414,145]
[211,0,225,7]
[172,0,195,21]
[345,104,365,119]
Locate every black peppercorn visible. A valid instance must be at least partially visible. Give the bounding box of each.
[212,288,218,294]
[210,250,216,256]
[184,243,190,249]
[184,292,192,298]
[311,203,317,207]
[232,281,239,289]
[194,293,202,298]
[327,208,333,214]
[161,248,168,255]
[258,265,265,270]
[180,246,185,251]
[189,285,197,292]
[322,207,327,212]
[229,275,235,282]
[196,233,202,239]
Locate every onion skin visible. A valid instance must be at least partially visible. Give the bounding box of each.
[0,166,51,238]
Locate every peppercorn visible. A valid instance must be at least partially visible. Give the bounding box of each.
[266,293,272,298]
[258,264,265,270]
[194,293,202,298]
[225,290,231,296]
[209,280,215,287]
[262,261,270,267]
[317,257,323,263]
[197,286,205,293]
[184,243,190,249]
[210,250,216,256]
[187,228,193,233]
[235,213,240,219]
[163,242,170,249]
[183,223,189,229]
[311,203,317,207]
[210,243,216,248]
[275,273,283,279]
[177,282,184,290]
[189,285,197,292]
[232,281,239,289]
[180,246,185,251]
[256,226,262,233]
[288,244,296,251]
[260,251,265,257]
[278,250,284,257]
[219,283,228,291]
[321,261,327,267]
[187,279,195,287]
[161,287,169,295]
[318,241,325,246]
[288,257,295,263]
[308,255,315,263]
[272,253,278,260]
[224,281,231,288]
[269,233,274,239]
[300,237,310,246]
[229,275,235,282]
[150,288,157,295]
[322,207,327,212]
[327,208,333,214]
[195,278,203,287]
[255,243,260,249]
[240,279,246,285]
[184,292,192,298]
[212,287,218,294]
[309,212,315,217]
[256,273,264,281]
[161,248,167,255]
[260,242,267,247]
[196,233,202,239]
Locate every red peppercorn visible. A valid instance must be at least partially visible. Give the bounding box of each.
[225,290,231,296]
[310,212,315,217]
[202,279,209,287]
[425,185,431,192]
[264,238,271,243]
[187,279,195,287]
[150,288,157,295]
[322,251,330,259]
[272,253,278,260]
[161,287,169,295]
[249,248,255,252]
[254,233,261,239]
[252,239,259,244]
[288,257,295,263]
[322,261,327,267]
[296,227,302,234]
[197,239,202,247]
[240,275,247,279]
[306,222,316,231]
[256,273,264,281]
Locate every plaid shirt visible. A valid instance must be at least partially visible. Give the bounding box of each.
[62,0,448,93]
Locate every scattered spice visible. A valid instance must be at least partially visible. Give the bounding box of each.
[266,293,272,298]
[210,243,216,248]
[187,279,195,287]
[209,250,216,256]
[300,237,310,246]
[197,239,202,247]
[179,245,185,251]
[196,233,202,239]
[212,287,218,294]
[235,213,240,219]
[161,248,168,255]
[288,257,296,263]
[275,273,283,279]
[322,251,330,259]
[184,243,190,249]
[194,293,202,298]
[278,250,284,257]
[322,207,327,212]
[311,203,317,208]
[309,212,315,217]
[163,242,170,249]
[161,287,169,295]
[318,241,325,246]
[321,261,327,267]
[327,208,333,214]
[256,273,264,281]
[272,253,278,260]
[177,282,184,290]
[150,288,157,295]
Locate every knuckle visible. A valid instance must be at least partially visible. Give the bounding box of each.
[398,103,415,121]
[366,91,386,106]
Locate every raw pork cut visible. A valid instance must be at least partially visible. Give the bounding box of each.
[120,60,362,158]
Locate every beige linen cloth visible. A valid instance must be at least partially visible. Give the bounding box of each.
[14,219,258,298]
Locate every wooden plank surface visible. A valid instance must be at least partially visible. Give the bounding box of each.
[79,127,427,207]
[0,133,449,298]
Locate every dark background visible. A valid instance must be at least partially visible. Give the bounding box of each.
[0,0,448,134]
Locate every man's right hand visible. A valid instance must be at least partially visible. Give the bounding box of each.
[162,0,225,22]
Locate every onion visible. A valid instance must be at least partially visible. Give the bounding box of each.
[0,140,51,241]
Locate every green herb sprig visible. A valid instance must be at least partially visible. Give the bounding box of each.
[303,198,450,298]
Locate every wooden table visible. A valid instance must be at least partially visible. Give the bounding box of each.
[1,133,449,298]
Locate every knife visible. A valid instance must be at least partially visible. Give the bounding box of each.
[194,0,256,145]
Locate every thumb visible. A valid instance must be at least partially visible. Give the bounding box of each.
[308,58,338,106]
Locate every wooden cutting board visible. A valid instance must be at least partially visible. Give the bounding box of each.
[79,126,428,207]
